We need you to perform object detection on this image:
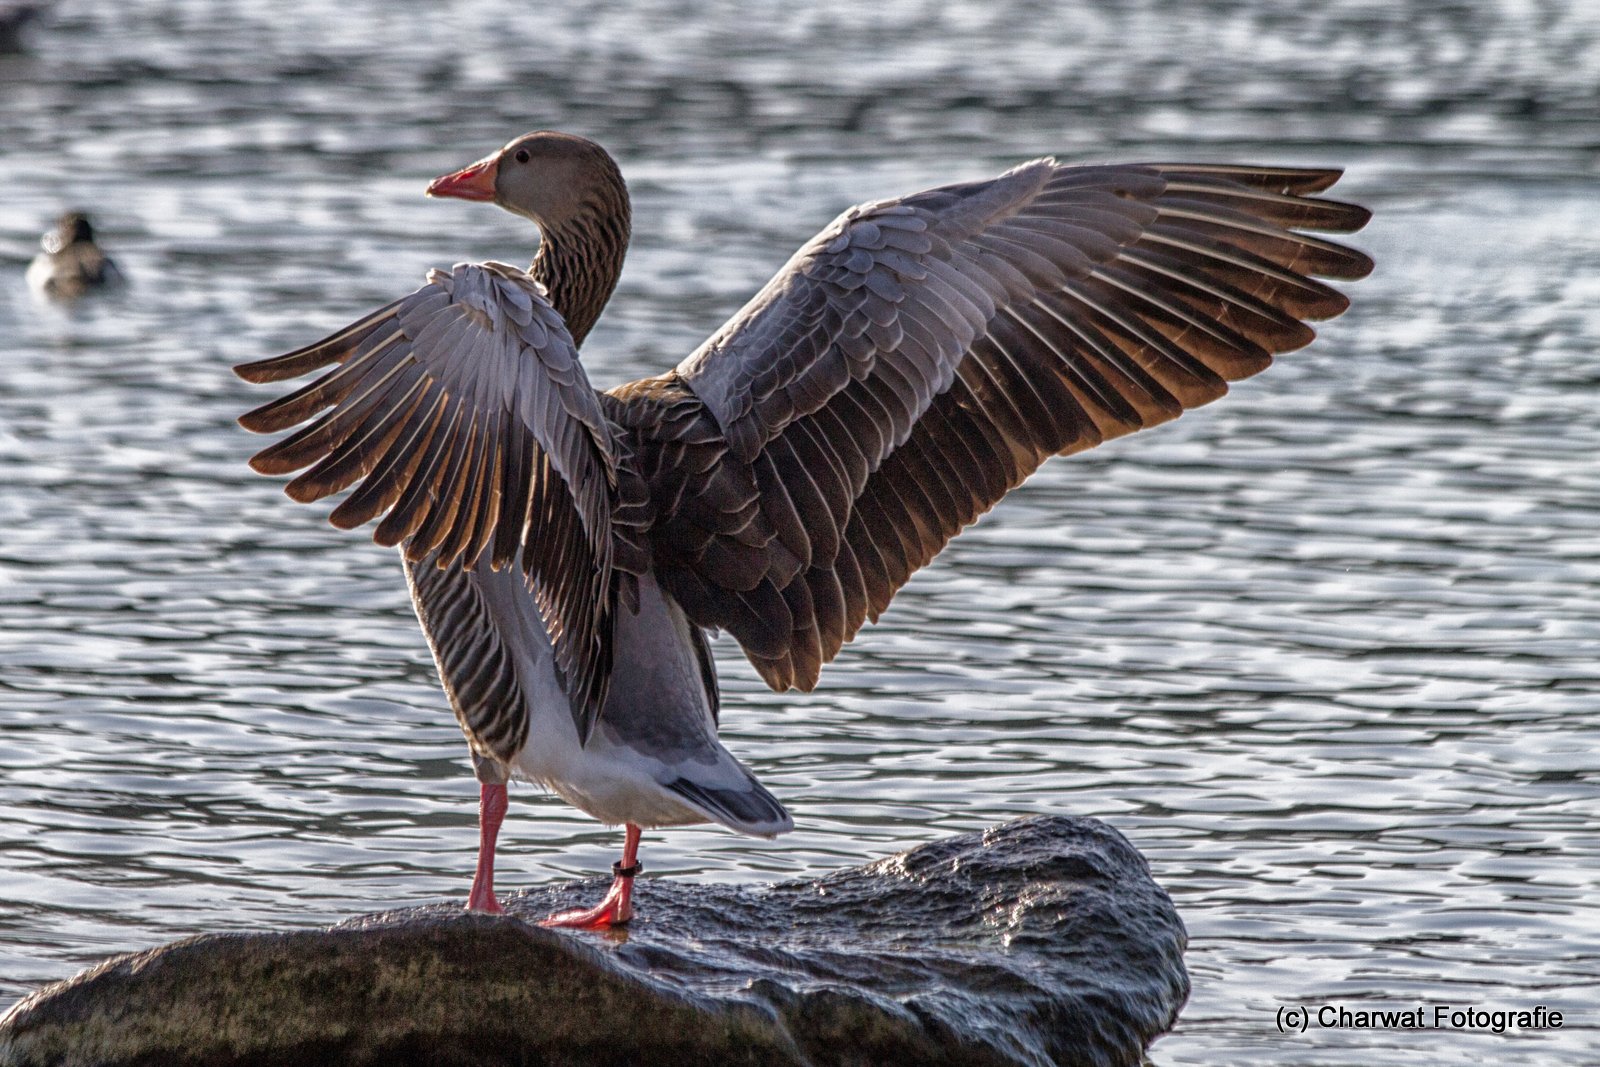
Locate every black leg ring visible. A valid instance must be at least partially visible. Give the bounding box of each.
[612,860,642,879]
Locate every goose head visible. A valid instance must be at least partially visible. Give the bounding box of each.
[425,131,624,231]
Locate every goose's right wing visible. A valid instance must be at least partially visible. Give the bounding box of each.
[618,160,1372,692]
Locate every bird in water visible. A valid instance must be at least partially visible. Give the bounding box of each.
[0,1,45,55]
[235,131,1372,928]
[26,211,122,301]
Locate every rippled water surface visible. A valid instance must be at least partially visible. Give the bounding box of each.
[2,2,1598,1063]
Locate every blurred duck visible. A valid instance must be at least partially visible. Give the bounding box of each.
[0,1,45,54]
[236,132,1372,928]
[27,212,122,300]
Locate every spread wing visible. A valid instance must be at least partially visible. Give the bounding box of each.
[235,261,622,738]
[615,160,1372,691]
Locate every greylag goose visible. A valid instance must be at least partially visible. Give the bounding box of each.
[235,131,1372,928]
[26,212,121,300]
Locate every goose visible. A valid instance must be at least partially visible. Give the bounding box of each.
[235,131,1372,928]
[26,212,122,300]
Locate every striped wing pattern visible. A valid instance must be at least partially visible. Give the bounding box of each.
[405,557,529,766]
[633,160,1373,691]
[235,262,620,740]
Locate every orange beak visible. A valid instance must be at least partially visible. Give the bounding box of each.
[426,154,498,201]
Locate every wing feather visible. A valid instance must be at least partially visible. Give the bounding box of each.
[237,262,623,740]
[611,158,1371,692]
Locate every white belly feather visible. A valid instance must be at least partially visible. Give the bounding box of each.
[466,566,781,832]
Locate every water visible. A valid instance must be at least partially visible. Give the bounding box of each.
[1,1,1597,1063]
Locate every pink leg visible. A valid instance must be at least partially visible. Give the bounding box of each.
[466,782,507,914]
[539,823,642,930]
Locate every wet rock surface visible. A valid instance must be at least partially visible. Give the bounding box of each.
[0,815,1187,1067]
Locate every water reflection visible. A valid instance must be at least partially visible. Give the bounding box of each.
[2,2,1598,1064]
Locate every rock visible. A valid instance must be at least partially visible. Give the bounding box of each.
[0,815,1187,1067]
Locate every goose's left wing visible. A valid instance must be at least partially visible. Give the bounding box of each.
[235,261,623,738]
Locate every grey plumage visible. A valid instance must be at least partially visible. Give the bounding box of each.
[625,157,1370,691]
[406,554,530,768]
[237,262,624,743]
[664,775,790,837]
[236,137,1371,821]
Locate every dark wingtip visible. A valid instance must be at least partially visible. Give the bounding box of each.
[1293,168,1345,195]
[233,358,277,384]
[1328,244,1376,281]
[1312,198,1373,236]
[284,473,328,504]
[234,346,337,385]
[237,407,276,434]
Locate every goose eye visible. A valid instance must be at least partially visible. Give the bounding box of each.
[514,148,530,164]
